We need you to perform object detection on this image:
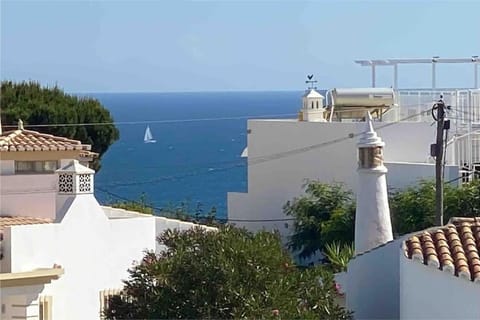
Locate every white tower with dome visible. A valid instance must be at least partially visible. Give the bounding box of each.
[299,75,326,122]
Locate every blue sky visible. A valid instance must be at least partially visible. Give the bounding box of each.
[1,1,479,92]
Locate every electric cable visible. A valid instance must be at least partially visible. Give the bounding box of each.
[2,113,298,128]
[95,108,435,222]
[99,107,433,188]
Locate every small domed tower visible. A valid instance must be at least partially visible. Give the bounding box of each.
[299,75,325,122]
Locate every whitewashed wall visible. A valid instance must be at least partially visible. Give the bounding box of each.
[0,158,78,219]
[385,162,460,190]
[2,198,214,319]
[346,240,401,319]
[0,174,57,219]
[4,195,156,319]
[400,255,480,319]
[228,120,447,236]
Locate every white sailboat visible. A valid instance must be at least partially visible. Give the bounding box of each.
[144,125,156,143]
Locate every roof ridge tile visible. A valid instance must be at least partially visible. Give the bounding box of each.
[405,216,480,282]
[0,129,90,153]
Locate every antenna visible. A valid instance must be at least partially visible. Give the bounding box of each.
[305,74,317,90]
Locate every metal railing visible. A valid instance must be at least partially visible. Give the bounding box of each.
[383,89,480,180]
[382,89,480,126]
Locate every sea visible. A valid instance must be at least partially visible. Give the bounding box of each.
[88,91,302,219]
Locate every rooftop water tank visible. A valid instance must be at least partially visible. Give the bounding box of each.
[327,88,395,120]
[331,88,395,107]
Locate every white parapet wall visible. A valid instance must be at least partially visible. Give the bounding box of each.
[400,251,480,319]
[346,240,401,319]
[1,202,216,319]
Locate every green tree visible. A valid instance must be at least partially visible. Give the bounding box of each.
[284,181,355,259]
[390,179,480,235]
[104,226,352,320]
[287,180,480,260]
[0,81,119,171]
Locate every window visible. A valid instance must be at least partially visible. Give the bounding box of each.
[15,161,58,174]
[316,101,319,109]
[358,147,383,169]
[311,102,314,109]
[39,296,52,320]
[100,289,123,319]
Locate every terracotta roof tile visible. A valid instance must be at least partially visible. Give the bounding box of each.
[0,129,91,152]
[404,217,480,283]
[0,216,52,238]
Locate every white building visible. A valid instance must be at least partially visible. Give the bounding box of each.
[343,117,480,319]
[346,217,480,319]
[228,60,480,237]
[0,123,215,320]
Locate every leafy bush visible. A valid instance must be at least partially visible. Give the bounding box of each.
[284,181,355,259]
[104,226,352,320]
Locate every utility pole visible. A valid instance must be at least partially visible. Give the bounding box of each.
[432,96,446,226]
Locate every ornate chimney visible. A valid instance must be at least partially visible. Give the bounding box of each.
[55,160,95,222]
[354,112,393,255]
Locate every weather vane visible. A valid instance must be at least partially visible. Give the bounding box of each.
[305,74,317,89]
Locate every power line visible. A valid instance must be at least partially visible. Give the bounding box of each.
[444,171,474,184]
[99,107,434,189]
[4,102,477,129]
[94,107,480,223]
[96,109,434,212]
[2,113,298,128]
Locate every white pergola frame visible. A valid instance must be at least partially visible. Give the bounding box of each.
[355,56,479,89]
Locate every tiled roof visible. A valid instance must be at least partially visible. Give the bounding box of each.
[0,216,52,235]
[0,217,53,260]
[0,129,91,152]
[404,217,480,283]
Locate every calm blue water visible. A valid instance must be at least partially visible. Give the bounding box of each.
[88,91,301,218]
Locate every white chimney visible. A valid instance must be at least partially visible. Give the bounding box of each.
[354,112,393,255]
[55,160,95,222]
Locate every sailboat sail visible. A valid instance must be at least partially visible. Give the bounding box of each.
[144,126,156,143]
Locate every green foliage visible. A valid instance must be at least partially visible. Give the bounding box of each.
[390,179,480,235]
[104,226,352,320]
[284,181,355,259]
[159,201,221,227]
[0,81,119,171]
[324,242,354,273]
[287,180,480,260]
[111,193,153,215]
[108,195,221,227]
